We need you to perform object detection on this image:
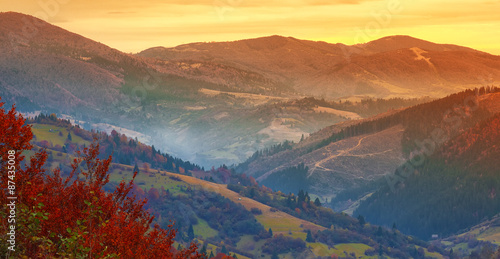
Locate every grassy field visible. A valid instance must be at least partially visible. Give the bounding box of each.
[193,218,218,239]
[452,215,500,248]
[477,226,500,245]
[236,235,267,258]
[309,243,336,257]
[31,124,88,146]
[424,248,445,259]
[107,164,190,194]
[308,243,378,258]
[333,243,374,258]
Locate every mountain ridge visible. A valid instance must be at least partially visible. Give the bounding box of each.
[2,11,500,168]
[139,33,500,99]
[147,34,483,56]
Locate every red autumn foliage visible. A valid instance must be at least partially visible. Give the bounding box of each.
[148,187,160,201]
[0,100,202,258]
[442,113,500,161]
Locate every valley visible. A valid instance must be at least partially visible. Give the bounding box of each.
[17,117,451,258]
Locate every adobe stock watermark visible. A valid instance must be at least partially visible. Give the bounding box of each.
[5,150,17,254]
[8,0,70,53]
[340,0,408,63]
[213,0,243,21]
[384,91,482,192]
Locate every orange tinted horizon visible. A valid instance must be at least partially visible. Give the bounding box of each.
[2,0,499,54]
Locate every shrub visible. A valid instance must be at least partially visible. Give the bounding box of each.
[250,207,263,215]
[262,234,306,254]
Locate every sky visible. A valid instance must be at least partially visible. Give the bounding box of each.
[2,0,500,54]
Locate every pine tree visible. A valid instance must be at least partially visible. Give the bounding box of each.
[268,227,273,237]
[377,226,383,236]
[200,243,207,255]
[314,197,321,207]
[188,223,195,241]
[152,145,157,156]
[358,215,366,227]
[133,163,140,174]
[67,132,72,141]
[286,194,293,208]
[249,188,255,198]
[298,189,305,204]
[221,245,227,254]
[306,229,314,242]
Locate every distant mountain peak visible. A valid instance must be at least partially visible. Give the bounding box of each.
[362,34,478,53]
[377,35,420,40]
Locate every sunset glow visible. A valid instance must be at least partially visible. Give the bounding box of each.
[2,0,500,54]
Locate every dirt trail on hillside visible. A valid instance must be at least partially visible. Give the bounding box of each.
[309,127,405,176]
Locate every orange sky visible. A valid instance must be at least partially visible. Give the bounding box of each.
[2,0,500,54]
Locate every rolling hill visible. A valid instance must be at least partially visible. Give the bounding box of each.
[236,88,500,200]
[355,109,500,241]
[442,213,500,252]
[22,115,453,258]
